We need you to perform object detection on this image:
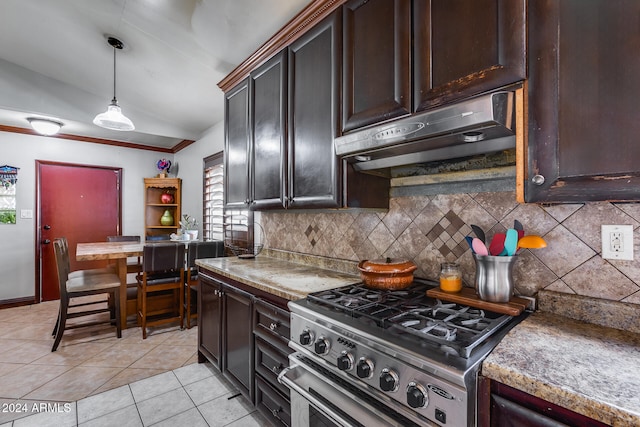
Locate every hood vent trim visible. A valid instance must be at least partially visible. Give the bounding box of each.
[334,91,516,171]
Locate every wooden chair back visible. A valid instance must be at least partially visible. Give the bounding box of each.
[53,238,71,300]
[142,243,185,276]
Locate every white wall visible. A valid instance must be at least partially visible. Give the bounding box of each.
[174,121,224,235]
[0,122,223,302]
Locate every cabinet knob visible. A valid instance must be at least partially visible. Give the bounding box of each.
[532,174,545,185]
[269,321,279,331]
[272,407,282,419]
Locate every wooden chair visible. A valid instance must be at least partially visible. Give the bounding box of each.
[106,235,142,274]
[184,241,225,328]
[106,235,141,319]
[59,237,116,278]
[136,243,186,339]
[51,238,122,352]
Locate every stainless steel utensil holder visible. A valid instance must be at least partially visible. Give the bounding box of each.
[473,254,517,302]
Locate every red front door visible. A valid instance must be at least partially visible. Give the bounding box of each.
[37,161,122,301]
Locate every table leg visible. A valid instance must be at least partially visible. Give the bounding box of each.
[115,258,129,329]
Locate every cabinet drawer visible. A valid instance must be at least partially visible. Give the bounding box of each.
[254,298,290,345]
[255,336,292,398]
[255,374,291,427]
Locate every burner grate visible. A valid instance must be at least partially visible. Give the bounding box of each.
[307,280,515,358]
[308,282,432,327]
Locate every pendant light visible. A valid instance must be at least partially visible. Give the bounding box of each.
[93,36,135,131]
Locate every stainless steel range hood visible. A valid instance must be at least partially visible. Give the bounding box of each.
[335,91,515,172]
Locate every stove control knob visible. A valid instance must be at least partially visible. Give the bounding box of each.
[406,382,429,408]
[299,329,314,346]
[379,368,399,392]
[336,351,354,371]
[314,337,330,355]
[356,358,374,379]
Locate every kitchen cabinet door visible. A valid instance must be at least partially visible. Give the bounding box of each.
[288,9,342,208]
[224,79,251,209]
[342,0,411,132]
[198,273,222,368]
[223,284,254,400]
[251,51,287,209]
[479,377,609,427]
[524,0,640,202]
[414,0,526,110]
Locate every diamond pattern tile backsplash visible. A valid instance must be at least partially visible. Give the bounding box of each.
[259,191,640,305]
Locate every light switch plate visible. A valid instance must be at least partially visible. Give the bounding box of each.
[20,209,33,219]
[601,225,634,260]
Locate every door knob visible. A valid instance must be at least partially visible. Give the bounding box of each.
[42,239,51,244]
[43,225,51,230]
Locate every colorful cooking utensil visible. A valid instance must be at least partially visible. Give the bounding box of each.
[471,238,489,256]
[514,219,525,239]
[471,224,486,244]
[489,233,506,256]
[465,235,475,252]
[504,228,518,256]
[517,235,547,249]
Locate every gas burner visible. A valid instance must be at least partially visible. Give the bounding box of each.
[419,322,457,341]
[306,280,516,358]
[341,297,365,307]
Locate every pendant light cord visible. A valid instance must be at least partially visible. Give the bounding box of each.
[112,45,117,103]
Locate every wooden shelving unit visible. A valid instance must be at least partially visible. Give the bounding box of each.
[144,177,182,240]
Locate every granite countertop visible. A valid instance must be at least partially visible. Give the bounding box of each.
[195,255,360,300]
[196,253,640,424]
[482,310,640,426]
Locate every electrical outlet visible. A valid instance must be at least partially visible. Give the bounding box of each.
[601,225,634,260]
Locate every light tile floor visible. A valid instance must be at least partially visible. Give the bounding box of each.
[0,299,270,426]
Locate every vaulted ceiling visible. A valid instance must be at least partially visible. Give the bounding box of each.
[0,0,308,150]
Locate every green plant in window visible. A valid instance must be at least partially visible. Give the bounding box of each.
[0,210,16,224]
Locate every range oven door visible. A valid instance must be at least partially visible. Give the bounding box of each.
[278,353,432,427]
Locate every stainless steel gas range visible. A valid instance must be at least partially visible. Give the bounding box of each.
[278,280,529,427]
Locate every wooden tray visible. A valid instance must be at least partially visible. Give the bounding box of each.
[426,286,530,316]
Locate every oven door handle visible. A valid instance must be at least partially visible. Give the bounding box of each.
[278,366,358,427]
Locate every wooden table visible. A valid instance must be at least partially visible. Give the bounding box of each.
[76,241,144,329]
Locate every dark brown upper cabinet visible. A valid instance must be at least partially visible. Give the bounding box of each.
[342,0,412,132]
[287,10,342,208]
[224,9,388,211]
[414,0,526,111]
[342,0,526,133]
[224,80,251,209]
[251,51,287,209]
[524,0,640,202]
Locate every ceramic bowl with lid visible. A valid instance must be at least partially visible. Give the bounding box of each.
[357,257,417,290]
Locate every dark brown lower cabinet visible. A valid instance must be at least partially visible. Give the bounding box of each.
[255,375,292,426]
[198,268,292,424]
[197,271,253,401]
[478,377,609,427]
[197,273,221,367]
[254,298,293,426]
[223,285,253,399]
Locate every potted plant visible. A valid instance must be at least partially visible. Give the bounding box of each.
[180,214,198,240]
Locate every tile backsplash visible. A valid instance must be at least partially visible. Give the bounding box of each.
[260,191,640,305]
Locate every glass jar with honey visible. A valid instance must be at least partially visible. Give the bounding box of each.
[439,262,462,292]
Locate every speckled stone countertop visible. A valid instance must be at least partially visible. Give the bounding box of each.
[483,299,640,426]
[195,255,360,300]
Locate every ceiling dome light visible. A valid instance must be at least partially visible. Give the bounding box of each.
[27,118,63,136]
[93,36,135,131]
